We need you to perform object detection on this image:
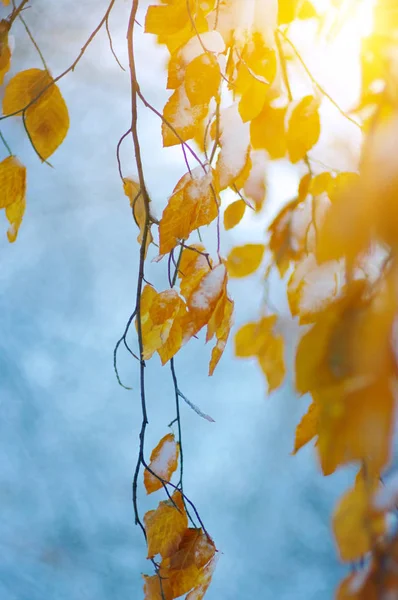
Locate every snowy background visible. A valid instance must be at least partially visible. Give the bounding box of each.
[0,1,365,599]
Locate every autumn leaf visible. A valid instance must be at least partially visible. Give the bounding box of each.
[186,555,218,600]
[333,473,385,562]
[250,104,287,159]
[257,332,285,393]
[159,168,218,255]
[243,150,267,211]
[184,263,227,339]
[185,53,221,106]
[209,296,234,375]
[0,155,27,242]
[123,177,153,255]
[226,244,265,277]
[144,433,180,494]
[145,490,188,559]
[292,401,319,454]
[169,528,216,571]
[178,244,212,301]
[162,85,208,147]
[3,69,69,160]
[224,200,246,230]
[143,573,172,600]
[286,95,320,163]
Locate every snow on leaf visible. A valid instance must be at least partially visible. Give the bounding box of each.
[144,490,188,559]
[159,168,218,254]
[183,263,227,341]
[286,95,320,163]
[215,104,250,190]
[223,200,246,230]
[178,244,212,301]
[185,555,219,600]
[162,85,208,147]
[144,433,180,495]
[226,243,265,277]
[243,149,267,211]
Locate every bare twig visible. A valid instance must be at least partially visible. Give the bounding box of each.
[106,13,126,71]
[8,0,29,26]
[18,11,49,71]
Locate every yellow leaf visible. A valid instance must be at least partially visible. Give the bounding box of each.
[4,69,69,160]
[140,287,186,362]
[123,177,153,254]
[226,244,265,277]
[0,155,26,209]
[169,528,216,571]
[234,316,277,357]
[178,244,212,301]
[5,187,25,242]
[185,53,220,106]
[309,171,334,196]
[292,401,319,454]
[223,200,246,230]
[3,68,51,115]
[162,85,208,147]
[159,168,218,254]
[333,474,385,562]
[268,198,309,277]
[144,433,180,494]
[250,104,287,159]
[183,263,227,341]
[209,296,234,375]
[243,149,267,211]
[257,332,285,393]
[144,490,188,559]
[1,0,10,5]
[287,95,320,163]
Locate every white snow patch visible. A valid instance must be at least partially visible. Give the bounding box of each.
[217,103,250,190]
[190,264,226,311]
[151,437,177,477]
[181,31,225,64]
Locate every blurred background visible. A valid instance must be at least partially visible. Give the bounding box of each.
[0,1,367,598]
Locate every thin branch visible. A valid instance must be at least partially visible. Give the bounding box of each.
[18,12,49,71]
[1,0,118,121]
[116,128,131,181]
[278,29,362,130]
[106,13,126,71]
[8,0,29,26]
[127,0,151,540]
[0,130,12,155]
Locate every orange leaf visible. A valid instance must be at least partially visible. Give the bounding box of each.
[226,244,265,277]
[223,200,246,230]
[159,168,218,255]
[286,95,320,163]
[333,473,385,562]
[162,86,208,147]
[292,401,319,454]
[143,574,172,600]
[144,433,180,494]
[234,316,277,357]
[186,555,218,600]
[184,263,227,339]
[123,178,153,255]
[145,490,188,559]
[209,296,234,375]
[169,528,216,571]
